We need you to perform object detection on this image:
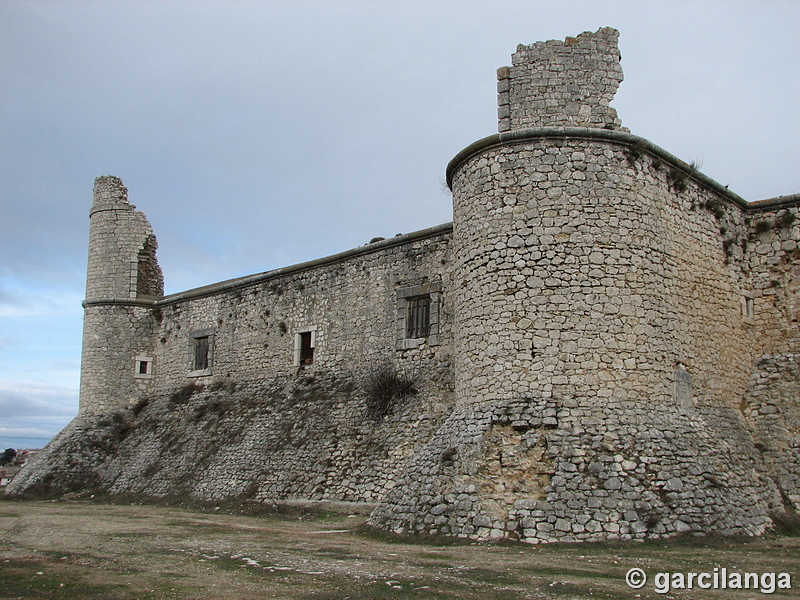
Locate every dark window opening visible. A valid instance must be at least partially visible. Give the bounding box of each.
[194,336,210,371]
[138,360,149,375]
[300,331,314,364]
[407,296,431,339]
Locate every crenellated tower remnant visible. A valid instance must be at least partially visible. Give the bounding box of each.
[497,27,625,131]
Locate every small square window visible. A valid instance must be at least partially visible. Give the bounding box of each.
[134,355,153,379]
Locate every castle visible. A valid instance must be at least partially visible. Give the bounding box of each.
[9,28,800,544]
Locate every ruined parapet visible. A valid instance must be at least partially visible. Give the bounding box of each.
[80,176,163,415]
[86,176,163,301]
[497,27,624,132]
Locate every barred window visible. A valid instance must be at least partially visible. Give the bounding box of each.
[406,296,431,339]
[188,327,215,376]
[193,336,210,371]
[395,281,441,351]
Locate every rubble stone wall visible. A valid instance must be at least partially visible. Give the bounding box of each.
[9,224,457,503]
[9,27,799,545]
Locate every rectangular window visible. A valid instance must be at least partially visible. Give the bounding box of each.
[300,331,314,364]
[188,328,215,376]
[395,281,441,351]
[194,336,210,371]
[134,355,153,379]
[294,327,317,366]
[406,296,431,339]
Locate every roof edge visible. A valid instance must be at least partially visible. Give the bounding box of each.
[445,127,798,211]
[83,221,454,308]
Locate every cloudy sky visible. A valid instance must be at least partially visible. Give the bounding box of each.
[1,0,798,447]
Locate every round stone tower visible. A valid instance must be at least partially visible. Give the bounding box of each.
[80,176,163,415]
[372,28,781,542]
[449,27,649,410]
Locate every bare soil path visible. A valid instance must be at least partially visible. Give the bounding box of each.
[0,499,797,599]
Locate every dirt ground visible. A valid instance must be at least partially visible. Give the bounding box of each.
[0,498,797,600]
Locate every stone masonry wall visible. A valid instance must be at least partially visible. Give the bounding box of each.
[80,176,165,415]
[739,201,800,510]
[497,27,625,132]
[144,227,453,406]
[369,132,787,543]
[370,29,798,542]
[9,28,799,545]
[10,222,457,505]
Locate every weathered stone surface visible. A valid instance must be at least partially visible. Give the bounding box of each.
[8,28,799,546]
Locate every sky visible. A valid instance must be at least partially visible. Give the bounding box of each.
[1,0,799,448]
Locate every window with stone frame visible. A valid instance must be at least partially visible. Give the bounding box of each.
[188,328,215,376]
[194,337,210,370]
[134,355,153,379]
[406,296,431,339]
[396,281,441,350]
[293,327,317,366]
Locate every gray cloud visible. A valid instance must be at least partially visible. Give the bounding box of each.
[0,385,78,419]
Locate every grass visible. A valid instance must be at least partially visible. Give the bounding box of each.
[70,490,343,522]
[0,557,162,600]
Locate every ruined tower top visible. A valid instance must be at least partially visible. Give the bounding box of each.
[92,175,131,210]
[85,175,163,300]
[497,26,625,132]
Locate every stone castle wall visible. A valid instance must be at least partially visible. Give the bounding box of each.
[370,27,799,542]
[11,216,458,504]
[8,27,799,544]
[368,128,799,542]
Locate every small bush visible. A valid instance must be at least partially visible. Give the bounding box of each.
[703,198,725,220]
[776,210,797,228]
[668,169,688,193]
[170,382,204,404]
[624,141,647,166]
[365,364,417,420]
[754,219,772,234]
